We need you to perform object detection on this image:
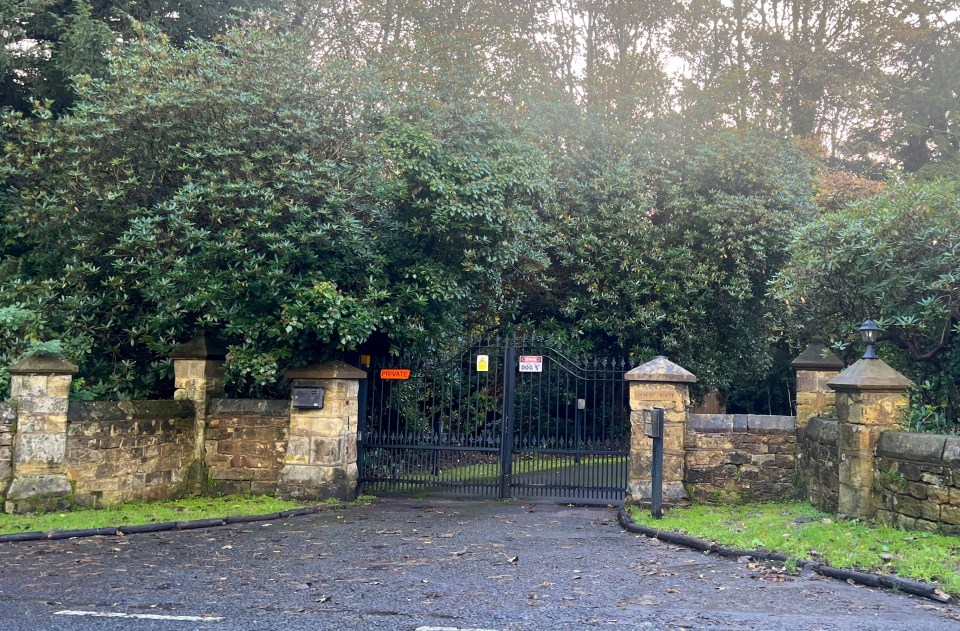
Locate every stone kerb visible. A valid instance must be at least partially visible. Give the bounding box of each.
[5,352,78,513]
[791,337,844,428]
[624,356,696,506]
[828,357,912,519]
[277,360,366,501]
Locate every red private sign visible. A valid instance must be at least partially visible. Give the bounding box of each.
[380,368,411,380]
[519,356,543,372]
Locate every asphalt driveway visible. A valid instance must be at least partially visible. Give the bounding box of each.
[0,498,957,630]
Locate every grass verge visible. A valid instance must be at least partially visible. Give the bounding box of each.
[627,501,960,596]
[0,495,374,535]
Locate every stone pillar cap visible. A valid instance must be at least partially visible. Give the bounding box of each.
[8,352,78,375]
[827,358,913,392]
[285,359,367,380]
[624,356,697,383]
[790,336,845,370]
[169,332,228,360]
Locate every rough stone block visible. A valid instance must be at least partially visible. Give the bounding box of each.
[14,433,67,466]
[18,397,70,416]
[249,481,279,495]
[896,461,922,482]
[312,437,343,465]
[839,482,872,517]
[288,417,343,437]
[796,371,818,392]
[210,467,255,481]
[278,463,337,485]
[892,494,922,518]
[345,436,357,463]
[10,375,50,399]
[46,375,73,398]
[839,454,873,488]
[662,454,684,481]
[686,450,724,468]
[942,504,960,526]
[751,454,776,467]
[738,465,760,480]
[838,423,881,454]
[725,451,750,465]
[6,473,72,500]
[920,500,941,522]
[284,436,311,464]
[685,467,714,483]
[804,418,838,445]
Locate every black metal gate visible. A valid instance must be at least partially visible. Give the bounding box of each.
[357,335,630,503]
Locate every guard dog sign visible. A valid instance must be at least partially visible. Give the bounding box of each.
[519,355,543,372]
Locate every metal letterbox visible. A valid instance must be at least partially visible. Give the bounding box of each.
[292,386,326,410]
[643,408,664,438]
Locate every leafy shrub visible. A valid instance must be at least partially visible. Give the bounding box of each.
[772,178,960,430]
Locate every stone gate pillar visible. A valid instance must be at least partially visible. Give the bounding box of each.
[791,336,844,428]
[624,356,696,506]
[828,357,912,519]
[278,360,366,500]
[5,352,78,513]
[170,333,227,463]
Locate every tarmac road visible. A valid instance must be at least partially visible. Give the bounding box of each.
[0,497,957,630]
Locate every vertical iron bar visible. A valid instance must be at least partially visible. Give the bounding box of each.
[500,344,516,499]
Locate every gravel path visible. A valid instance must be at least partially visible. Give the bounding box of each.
[0,498,957,630]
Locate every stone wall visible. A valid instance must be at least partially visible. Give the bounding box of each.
[0,403,14,495]
[685,414,798,502]
[204,399,289,495]
[873,432,960,534]
[65,400,196,506]
[797,417,839,514]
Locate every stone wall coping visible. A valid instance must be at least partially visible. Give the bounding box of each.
[688,413,734,432]
[790,337,845,371]
[805,417,839,444]
[876,431,948,465]
[624,356,697,383]
[8,352,78,376]
[827,358,913,392]
[747,414,796,433]
[285,360,367,380]
[168,333,228,360]
[687,413,795,433]
[209,399,290,416]
[68,400,195,423]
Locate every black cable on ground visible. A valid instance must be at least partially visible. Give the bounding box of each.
[0,502,350,544]
[617,507,952,604]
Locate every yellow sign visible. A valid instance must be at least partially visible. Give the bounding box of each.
[360,354,371,366]
[476,355,489,372]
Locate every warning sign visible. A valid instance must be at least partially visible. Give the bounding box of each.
[380,368,411,380]
[519,356,543,372]
[476,355,489,372]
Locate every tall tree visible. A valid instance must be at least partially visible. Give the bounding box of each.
[0,0,281,114]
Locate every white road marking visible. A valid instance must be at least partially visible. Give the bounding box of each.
[415,627,500,631]
[54,610,223,622]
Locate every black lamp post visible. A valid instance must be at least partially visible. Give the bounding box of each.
[859,319,880,359]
